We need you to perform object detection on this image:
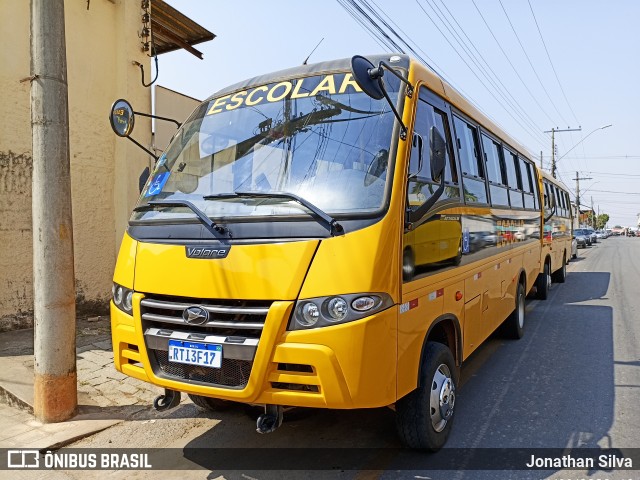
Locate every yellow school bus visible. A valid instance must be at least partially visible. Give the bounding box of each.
[534,170,573,298]
[109,54,549,450]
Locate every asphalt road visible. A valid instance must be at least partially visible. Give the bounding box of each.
[52,236,640,480]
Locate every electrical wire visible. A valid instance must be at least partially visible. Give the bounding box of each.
[414,0,549,151]
[422,0,550,146]
[527,0,580,126]
[470,0,558,129]
[497,0,571,127]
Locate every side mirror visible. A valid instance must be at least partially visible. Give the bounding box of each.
[110,99,135,137]
[429,126,446,182]
[350,55,413,140]
[351,55,385,100]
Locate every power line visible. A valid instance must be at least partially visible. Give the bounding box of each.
[470,0,559,129]
[588,189,640,195]
[497,0,572,127]
[421,0,550,146]
[415,0,549,150]
[527,0,580,126]
[336,0,541,151]
[558,170,640,178]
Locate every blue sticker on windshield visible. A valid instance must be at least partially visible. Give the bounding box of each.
[145,171,170,197]
[156,153,167,169]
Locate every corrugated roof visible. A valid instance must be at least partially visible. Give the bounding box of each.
[150,0,215,59]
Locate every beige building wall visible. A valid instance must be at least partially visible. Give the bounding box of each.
[154,86,200,153]
[0,0,153,330]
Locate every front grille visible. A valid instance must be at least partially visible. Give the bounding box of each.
[141,294,272,388]
[154,350,252,388]
[140,294,271,338]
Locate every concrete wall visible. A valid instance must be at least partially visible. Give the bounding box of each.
[0,0,153,330]
[154,86,200,153]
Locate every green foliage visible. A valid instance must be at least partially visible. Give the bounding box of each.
[596,213,610,230]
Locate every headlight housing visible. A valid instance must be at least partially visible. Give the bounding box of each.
[289,293,393,331]
[112,282,134,315]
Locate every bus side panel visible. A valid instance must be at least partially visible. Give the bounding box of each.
[523,244,541,294]
[396,278,464,399]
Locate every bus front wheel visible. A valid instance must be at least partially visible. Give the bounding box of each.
[396,342,457,451]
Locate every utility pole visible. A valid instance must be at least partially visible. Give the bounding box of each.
[574,171,592,227]
[544,127,582,178]
[540,151,543,170]
[31,0,77,422]
[591,197,595,228]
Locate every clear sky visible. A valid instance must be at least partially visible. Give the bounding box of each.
[160,0,640,228]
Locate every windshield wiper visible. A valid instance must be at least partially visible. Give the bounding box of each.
[134,200,231,237]
[205,191,344,236]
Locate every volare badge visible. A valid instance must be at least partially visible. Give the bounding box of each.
[185,246,231,259]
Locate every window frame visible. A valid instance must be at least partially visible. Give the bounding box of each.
[405,86,462,218]
[451,111,490,206]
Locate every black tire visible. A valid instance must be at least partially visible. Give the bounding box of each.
[188,393,233,411]
[536,261,550,300]
[403,247,415,282]
[504,282,525,339]
[572,251,577,259]
[552,254,567,283]
[396,342,457,451]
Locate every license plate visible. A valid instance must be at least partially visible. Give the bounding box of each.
[168,340,222,368]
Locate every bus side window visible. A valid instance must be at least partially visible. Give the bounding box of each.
[453,114,488,204]
[408,94,459,211]
[481,133,509,207]
[503,146,523,208]
[519,156,536,209]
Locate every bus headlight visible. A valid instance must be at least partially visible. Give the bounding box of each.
[299,302,320,326]
[112,282,134,315]
[290,293,393,330]
[327,297,348,321]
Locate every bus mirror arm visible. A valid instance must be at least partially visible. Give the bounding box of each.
[351,55,413,140]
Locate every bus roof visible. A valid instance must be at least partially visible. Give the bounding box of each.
[205,53,539,167]
[206,54,410,102]
[408,59,537,164]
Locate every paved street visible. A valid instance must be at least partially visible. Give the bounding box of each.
[4,237,640,479]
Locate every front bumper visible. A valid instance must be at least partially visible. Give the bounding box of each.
[111,296,397,409]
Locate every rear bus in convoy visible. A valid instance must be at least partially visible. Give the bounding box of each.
[109,54,569,450]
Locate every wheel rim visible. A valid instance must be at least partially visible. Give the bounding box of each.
[517,291,525,328]
[546,264,551,288]
[429,363,455,433]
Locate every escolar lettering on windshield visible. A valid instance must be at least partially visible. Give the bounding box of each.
[206,73,363,116]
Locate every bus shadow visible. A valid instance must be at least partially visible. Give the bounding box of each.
[177,272,619,478]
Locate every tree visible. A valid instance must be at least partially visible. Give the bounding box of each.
[596,213,610,230]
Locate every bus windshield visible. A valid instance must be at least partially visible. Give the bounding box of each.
[132,72,400,223]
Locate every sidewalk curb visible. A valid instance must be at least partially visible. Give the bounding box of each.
[0,356,34,414]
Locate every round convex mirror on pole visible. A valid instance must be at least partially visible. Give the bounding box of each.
[110,99,135,137]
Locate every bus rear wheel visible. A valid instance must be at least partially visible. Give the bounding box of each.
[396,342,457,451]
[536,261,550,300]
[504,281,525,339]
[552,254,567,283]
